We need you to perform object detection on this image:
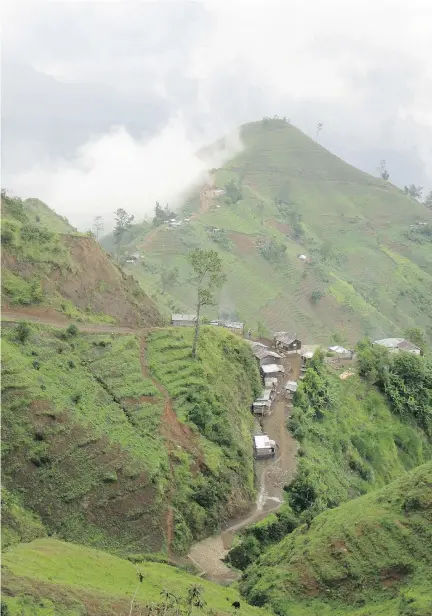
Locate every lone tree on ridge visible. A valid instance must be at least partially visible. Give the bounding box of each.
[188,248,225,358]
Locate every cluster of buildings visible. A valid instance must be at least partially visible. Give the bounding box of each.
[171,314,244,335]
[373,338,421,355]
[248,333,302,459]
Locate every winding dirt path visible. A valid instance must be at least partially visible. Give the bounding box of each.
[187,353,300,582]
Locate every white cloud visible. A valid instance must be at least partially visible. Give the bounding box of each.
[7,117,242,230]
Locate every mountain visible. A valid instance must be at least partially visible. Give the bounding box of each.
[239,461,432,616]
[1,193,162,327]
[108,118,432,343]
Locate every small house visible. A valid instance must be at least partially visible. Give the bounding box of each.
[373,338,421,355]
[261,363,285,378]
[328,345,352,358]
[219,320,244,336]
[274,332,302,353]
[298,254,307,261]
[284,380,298,395]
[252,399,272,416]
[171,314,197,327]
[253,434,277,458]
[247,341,282,367]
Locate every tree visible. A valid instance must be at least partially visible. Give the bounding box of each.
[16,322,31,343]
[379,159,390,181]
[224,180,242,204]
[316,122,323,142]
[92,215,104,239]
[404,184,423,200]
[113,208,134,261]
[424,190,432,210]
[186,585,206,616]
[160,266,179,294]
[188,249,226,358]
[404,327,427,355]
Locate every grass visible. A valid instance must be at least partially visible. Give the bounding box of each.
[103,118,432,345]
[239,462,432,616]
[2,538,272,616]
[1,322,262,557]
[147,326,262,550]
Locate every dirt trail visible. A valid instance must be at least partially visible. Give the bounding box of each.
[1,308,163,334]
[187,353,300,582]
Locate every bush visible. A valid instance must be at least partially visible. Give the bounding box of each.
[15,322,31,344]
[66,324,79,337]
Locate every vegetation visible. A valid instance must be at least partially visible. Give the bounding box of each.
[356,340,432,434]
[2,538,269,616]
[187,249,226,357]
[113,208,134,261]
[228,349,431,569]
[240,462,432,616]
[147,326,261,551]
[103,120,432,345]
[1,193,161,327]
[2,322,260,556]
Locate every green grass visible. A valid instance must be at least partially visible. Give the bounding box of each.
[24,197,76,233]
[147,326,262,550]
[2,538,271,616]
[103,119,432,344]
[239,462,432,616]
[1,488,47,549]
[1,322,262,557]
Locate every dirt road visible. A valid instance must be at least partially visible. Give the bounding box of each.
[187,353,300,582]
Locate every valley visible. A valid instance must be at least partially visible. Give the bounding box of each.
[2,121,432,616]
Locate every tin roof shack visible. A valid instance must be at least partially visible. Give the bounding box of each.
[247,341,282,367]
[328,345,353,358]
[274,332,301,353]
[284,380,298,395]
[261,363,285,379]
[219,320,244,336]
[253,434,277,458]
[171,314,197,327]
[373,338,421,355]
[252,389,274,416]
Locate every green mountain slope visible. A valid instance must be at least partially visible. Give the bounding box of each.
[2,538,270,616]
[23,197,76,233]
[1,322,260,556]
[239,462,432,616]
[1,193,162,327]
[111,119,432,343]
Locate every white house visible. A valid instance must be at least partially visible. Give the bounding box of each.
[373,338,421,355]
[171,314,197,327]
[253,434,277,458]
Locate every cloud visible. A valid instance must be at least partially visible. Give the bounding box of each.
[7,117,242,230]
[2,0,432,218]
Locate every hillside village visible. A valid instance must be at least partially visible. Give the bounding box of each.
[2,121,432,616]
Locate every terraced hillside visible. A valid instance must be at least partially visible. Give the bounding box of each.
[1,192,162,327]
[240,462,432,616]
[1,322,261,556]
[110,119,432,343]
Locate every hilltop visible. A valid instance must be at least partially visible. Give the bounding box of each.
[239,462,432,616]
[107,119,432,343]
[1,192,162,327]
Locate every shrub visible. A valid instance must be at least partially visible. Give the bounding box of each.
[15,322,31,344]
[66,324,79,337]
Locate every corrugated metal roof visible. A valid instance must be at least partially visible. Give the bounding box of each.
[171,314,197,322]
[261,364,284,374]
[274,332,299,345]
[284,380,298,392]
[328,345,350,354]
[220,320,244,329]
[252,345,282,361]
[256,389,273,402]
[373,338,404,348]
[398,339,419,351]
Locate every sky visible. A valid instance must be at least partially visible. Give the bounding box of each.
[2,0,432,230]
